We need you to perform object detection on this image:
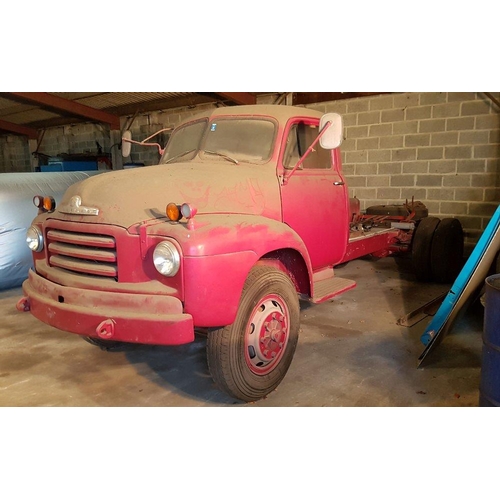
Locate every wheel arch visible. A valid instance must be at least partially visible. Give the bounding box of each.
[258,248,311,297]
[182,215,313,327]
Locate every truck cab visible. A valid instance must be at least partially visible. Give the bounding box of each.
[17,104,459,402]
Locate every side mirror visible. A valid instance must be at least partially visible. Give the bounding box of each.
[319,113,343,150]
[122,130,132,158]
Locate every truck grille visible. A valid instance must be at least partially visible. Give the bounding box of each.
[46,229,118,280]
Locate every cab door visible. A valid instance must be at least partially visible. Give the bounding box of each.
[279,118,349,270]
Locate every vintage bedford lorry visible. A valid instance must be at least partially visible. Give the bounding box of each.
[17,104,464,402]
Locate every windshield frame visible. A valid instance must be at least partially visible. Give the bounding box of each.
[160,115,278,166]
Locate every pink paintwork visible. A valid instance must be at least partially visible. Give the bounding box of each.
[18,104,416,347]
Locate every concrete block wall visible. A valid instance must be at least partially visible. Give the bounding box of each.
[0,135,30,172]
[307,92,500,243]
[0,123,112,172]
[40,123,112,159]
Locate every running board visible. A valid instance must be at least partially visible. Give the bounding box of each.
[311,275,356,304]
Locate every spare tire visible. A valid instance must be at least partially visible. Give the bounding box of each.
[411,216,441,282]
[430,218,464,284]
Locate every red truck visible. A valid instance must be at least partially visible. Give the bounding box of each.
[17,104,463,402]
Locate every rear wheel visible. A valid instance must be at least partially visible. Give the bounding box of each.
[411,216,441,282]
[206,265,300,402]
[430,218,464,283]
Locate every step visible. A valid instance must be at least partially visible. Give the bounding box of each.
[311,276,357,304]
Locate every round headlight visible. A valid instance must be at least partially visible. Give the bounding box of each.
[153,241,180,277]
[26,226,43,252]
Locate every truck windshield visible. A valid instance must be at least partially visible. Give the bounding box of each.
[161,117,276,164]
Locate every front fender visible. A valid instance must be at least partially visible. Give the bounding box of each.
[150,214,310,258]
[152,214,313,327]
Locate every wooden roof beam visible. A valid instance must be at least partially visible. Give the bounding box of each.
[0,118,39,139]
[5,92,121,130]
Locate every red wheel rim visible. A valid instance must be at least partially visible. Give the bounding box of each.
[244,294,290,375]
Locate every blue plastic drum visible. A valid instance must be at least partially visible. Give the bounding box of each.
[480,274,500,406]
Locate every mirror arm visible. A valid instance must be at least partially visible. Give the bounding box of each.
[282,121,332,186]
[122,128,173,156]
[142,127,174,143]
[122,138,165,156]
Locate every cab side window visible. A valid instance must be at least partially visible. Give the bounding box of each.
[283,121,331,169]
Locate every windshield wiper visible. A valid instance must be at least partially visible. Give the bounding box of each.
[164,148,197,164]
[203,150,239,164]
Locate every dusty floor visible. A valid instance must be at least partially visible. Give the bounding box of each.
[0,255,485,407]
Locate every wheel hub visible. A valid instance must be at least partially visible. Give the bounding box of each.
[245,295,289,375]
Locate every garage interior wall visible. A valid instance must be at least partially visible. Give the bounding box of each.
[0,92,498,246]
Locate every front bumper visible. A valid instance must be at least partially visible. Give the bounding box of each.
[20,270,194,345]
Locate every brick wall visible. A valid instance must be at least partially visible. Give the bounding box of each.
[307,92,500,243]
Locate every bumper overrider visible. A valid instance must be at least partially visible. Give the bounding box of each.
[18,270,194,345]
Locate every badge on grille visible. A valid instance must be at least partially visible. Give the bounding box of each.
[59,196,99,216]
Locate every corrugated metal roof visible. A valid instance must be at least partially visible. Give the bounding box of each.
[0,92,209,129]
[53,92,194,110]
[2,108,61,124]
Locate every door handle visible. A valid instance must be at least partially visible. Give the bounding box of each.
[333,181,345,186]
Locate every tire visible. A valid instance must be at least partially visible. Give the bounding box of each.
[411,216,441,282]
[83,336,122,351]
[206,265,300,402]
[430,218,464,284]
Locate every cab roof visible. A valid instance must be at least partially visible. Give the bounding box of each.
[179,104,324,127]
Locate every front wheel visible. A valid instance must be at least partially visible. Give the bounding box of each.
[206,265,300,402]
[82,336,122,351]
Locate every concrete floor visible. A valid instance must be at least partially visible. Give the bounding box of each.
[0,255,485,407]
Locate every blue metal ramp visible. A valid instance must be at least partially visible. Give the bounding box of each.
[418,205,500,366]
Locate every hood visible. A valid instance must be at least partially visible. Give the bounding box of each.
[52,162,281,228]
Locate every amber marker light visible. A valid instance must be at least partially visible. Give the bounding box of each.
[166,203,181,221]
[33,195,56,212]
[43,196,56,212]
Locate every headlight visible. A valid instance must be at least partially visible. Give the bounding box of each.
[153,241,180,277]
[26,226,44,252]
